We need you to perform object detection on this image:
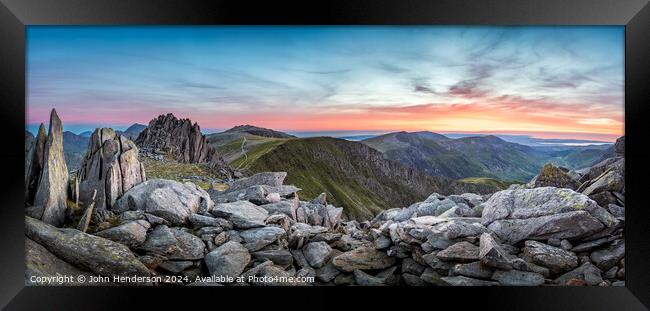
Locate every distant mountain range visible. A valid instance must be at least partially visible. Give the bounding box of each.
[121,123,147,140]
[435,133,613,147]
[338,132,614,147]
[62,131,89,171]
[39,119,615,218]
[363,132,540,182]
[362,131,613,182]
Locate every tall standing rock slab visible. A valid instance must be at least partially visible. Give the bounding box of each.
[25,130,35,175]
[25,124,46,205]
[33,109,69,227]
[77,128,146,223]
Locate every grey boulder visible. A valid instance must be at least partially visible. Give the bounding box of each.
[492,270,545,286]
[113,179,213,225]
[436,241,479,263]
[239,226,287,251]
[441,276,498,286]
[479,233,513,270]
[332,247,396,272]
[94,220,150,249]
[589,240,625,271]
[168,228,206,260]
[481,187,614,244]
[303,241,333,268]
[211,200,269,229]
[522,240,578,274]
[25,216,150,282]
[204,241,251,279]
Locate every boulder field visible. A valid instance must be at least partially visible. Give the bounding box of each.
[25,164,624,286]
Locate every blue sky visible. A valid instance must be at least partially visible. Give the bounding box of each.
[27,26,624,141]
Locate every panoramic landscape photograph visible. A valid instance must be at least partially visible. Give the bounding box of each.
[25,26,625,286]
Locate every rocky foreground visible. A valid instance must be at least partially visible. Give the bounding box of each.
[25,109,625,286]
[26,163,624,286]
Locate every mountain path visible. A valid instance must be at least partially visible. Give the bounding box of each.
[236,136,248,169]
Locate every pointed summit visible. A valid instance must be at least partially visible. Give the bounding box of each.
[25,123,47,204]
[136,113,216,163]
[32,109,69,226]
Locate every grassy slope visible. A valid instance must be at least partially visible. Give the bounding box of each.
[457,177,516,190]
[239,137,447,220]
[437,137,545,182]
[140,157,228,190]
[242,138,388,219]
[364,133,497,180]
[556,148,613,170]
[230,138,289,170]
[365,133,549,182]
[211,133,287,164]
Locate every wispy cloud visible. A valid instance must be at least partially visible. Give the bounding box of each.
[26,26,624,140]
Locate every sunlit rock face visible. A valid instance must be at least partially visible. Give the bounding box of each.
[29,109,69,227]
[77,128,146,223]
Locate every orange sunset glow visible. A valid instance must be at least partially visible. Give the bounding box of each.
[27,27,624,142]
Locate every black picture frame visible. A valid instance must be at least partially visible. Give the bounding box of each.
[1,0,649,310]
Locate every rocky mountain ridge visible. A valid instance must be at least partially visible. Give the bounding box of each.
[135,113,234,179]
[362,131,614,182]
[222,124,296,139]
[136,113,217,163]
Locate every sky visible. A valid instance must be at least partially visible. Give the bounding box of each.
[26,26,624,141]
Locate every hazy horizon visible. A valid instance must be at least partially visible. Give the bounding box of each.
[27,26,624,142]
[25,121,617,145]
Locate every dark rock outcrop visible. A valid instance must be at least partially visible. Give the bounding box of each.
[136,113,234,178]
[528,164,580,190]
[136,113,216,163]
[30,109,69,227]
[77,128,146,223]
[614,136,624,156]
[575,137,625,209]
